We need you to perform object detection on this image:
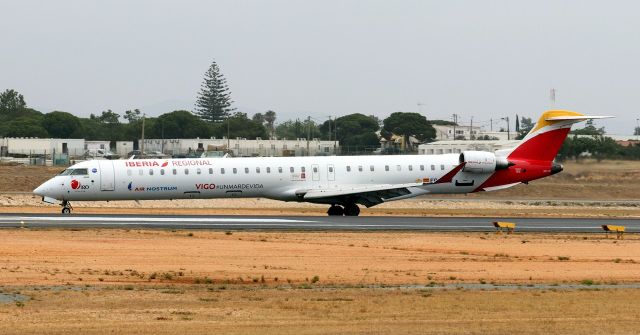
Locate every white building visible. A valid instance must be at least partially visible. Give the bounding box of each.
[433,124,482,141]
[418,140,520,155]
[85,140,111,151]
[139,138,339,157]
[1,138,85,157]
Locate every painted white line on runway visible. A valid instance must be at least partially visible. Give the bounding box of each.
[7,216,312,223]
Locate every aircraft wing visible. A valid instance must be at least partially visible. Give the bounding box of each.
[299,182,423,207]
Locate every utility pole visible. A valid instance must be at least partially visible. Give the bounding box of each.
[140,114,145,158]
[452,114,458,141]
[226,117,230,151]
[490,118,493,132]
[469,116,473,140]
[501,116,510,140]
[306,116,311,156]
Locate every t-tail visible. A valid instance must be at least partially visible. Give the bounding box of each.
[476,110,613,191]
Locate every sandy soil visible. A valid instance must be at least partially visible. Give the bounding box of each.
[1,286,639,335]
[1,229,639,334]
[1,230,639,286]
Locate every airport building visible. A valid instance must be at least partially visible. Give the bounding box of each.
[138,138,339,157]
[418,140,520,155]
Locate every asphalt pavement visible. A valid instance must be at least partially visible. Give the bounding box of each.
[0,213,638,232]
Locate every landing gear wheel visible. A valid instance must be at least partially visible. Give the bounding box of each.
[343,203,360,216]
[61,200,72,215]
[327,205,344,216]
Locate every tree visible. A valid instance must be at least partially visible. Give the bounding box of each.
[515,114,520,132]
[0,89,26,114]
[0,117,49,138]
[153,110,211,139]
[195,61,235,122]
[124,109,142,123]
[213,112,267,139]
[264,110,277,138]
[42,111,83,138]
[90,110,121,124]
[276,119,317,139]
[634,126,640,136]
[571,119,605,136]
[383,112,435,151]
[319,113,380,148]
[515,117,534,140]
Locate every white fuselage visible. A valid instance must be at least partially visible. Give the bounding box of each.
[35,154,493,204]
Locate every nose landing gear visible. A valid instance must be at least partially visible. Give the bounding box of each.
[61,200,73,214]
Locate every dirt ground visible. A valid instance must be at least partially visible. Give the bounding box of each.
[1,229,640,334]
[1,230,638,286]
[2,286,639,335]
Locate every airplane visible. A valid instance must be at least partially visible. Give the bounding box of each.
[33,110,611,216]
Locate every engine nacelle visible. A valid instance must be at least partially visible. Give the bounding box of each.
[459,151,510,173]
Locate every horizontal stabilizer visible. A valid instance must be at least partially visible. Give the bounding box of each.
[545,115,614,121]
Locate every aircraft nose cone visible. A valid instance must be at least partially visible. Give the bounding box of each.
[33,183,48,197]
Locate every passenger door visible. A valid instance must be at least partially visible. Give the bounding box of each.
[311,164,320,181]
[327,164,335,182]
[98,160,115,191]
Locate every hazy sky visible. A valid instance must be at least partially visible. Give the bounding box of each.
[1,0,639,134]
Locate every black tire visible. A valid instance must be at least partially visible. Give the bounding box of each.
[61,207,71,215]
[344,204,360,216]
[327,205,344,216]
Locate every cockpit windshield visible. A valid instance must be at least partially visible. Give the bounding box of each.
[59,168,88,176]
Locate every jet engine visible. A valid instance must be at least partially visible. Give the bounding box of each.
[459,151,510,173]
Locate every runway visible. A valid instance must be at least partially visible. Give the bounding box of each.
[0,213,639,232]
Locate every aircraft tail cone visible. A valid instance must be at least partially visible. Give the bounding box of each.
[550,162,563,175]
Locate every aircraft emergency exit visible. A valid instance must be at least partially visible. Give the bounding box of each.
[33,110,611,216]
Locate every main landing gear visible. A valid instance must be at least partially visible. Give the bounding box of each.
[327,203,360,216]
[61,200,72,214]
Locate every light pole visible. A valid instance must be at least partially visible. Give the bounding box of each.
[501,116,510,140]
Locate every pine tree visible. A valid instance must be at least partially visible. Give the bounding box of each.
[195,61,235,122]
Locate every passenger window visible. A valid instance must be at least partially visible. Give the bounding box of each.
[290,167,294,173]
[160,169,165,175]
[221,168,225,174]
[184,169,189,175]
[197,168,202,175]
[245,167,249,174]
[346,166,351,172]
[408,165,413,171]
[431,165,435,171]
[358,165,363,172]
[420,165,425,171]
[149,169,154,176]
[267,167,271,173]
[278,167,283,173]
[329,166,334,173]
[396,165,401,171]
[209,168,213,174]
[440,165,445,170]
[370,165,374,171]
[385,165,389,171]
[256,167,260,173]
[313,167,318,173]
[301,167,305,173]
[173,169,177,175]
[127,170,132,176]
[233,168,237,174]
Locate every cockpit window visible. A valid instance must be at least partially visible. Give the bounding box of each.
[59,169,73,176]
[61,168,89,176]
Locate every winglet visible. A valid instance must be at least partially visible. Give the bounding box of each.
[434,162,466,184]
